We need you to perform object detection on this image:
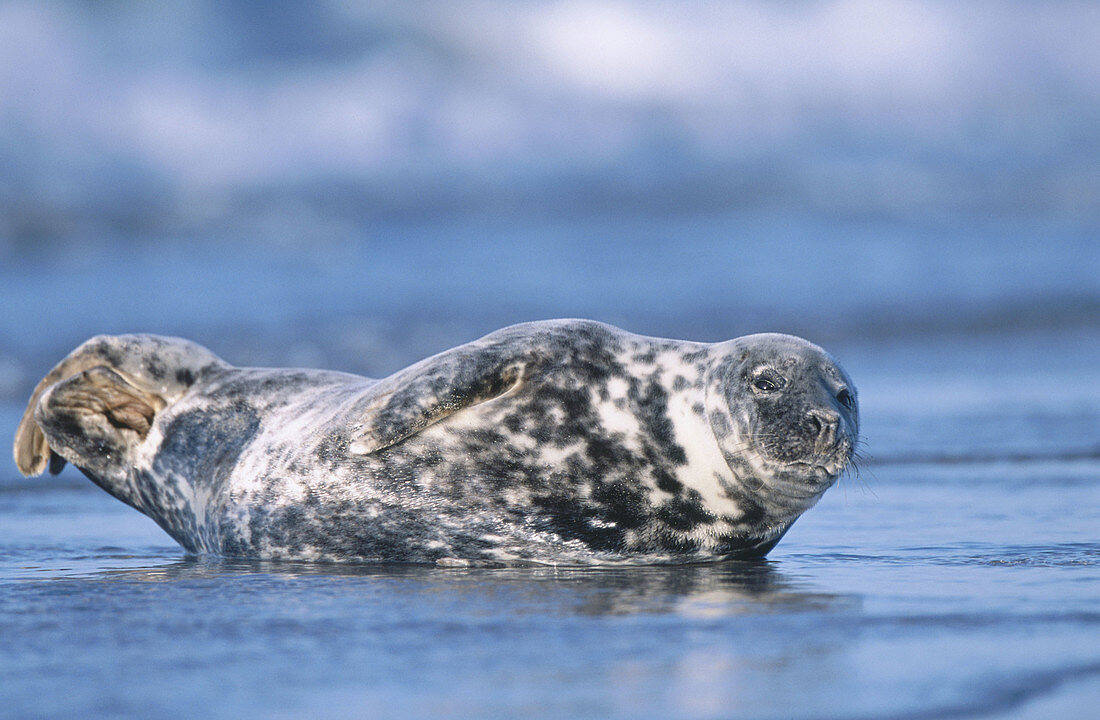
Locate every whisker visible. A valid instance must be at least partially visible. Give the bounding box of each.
[843,443,878,495]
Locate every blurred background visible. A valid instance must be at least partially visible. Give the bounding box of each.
[1,0,1098,409]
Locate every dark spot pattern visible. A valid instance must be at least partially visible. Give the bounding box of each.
[628,375,688,465]
[144,355,167,382]
[656,490,715,530]
[154,404,260,493]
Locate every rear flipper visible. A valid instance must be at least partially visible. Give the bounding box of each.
[13,334,226,477]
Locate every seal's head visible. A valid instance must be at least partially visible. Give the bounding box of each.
[707,333,859,514]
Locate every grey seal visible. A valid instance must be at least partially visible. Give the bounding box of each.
[13,320,859,564]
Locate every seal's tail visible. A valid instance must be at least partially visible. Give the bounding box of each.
[13,334,226,476]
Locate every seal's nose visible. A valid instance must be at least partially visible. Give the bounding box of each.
[807,408,839,453]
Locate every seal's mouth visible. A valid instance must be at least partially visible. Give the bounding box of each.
[781,439,854,479]
[787,458,847,478]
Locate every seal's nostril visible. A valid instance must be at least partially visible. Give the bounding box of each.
[808,409,839,449]
[808,414,822,436]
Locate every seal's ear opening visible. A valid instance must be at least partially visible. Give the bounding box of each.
[14,366,166,477]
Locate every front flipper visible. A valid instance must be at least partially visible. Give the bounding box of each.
[348,326,548,455]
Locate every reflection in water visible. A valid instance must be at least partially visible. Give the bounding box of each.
[1,549,865,720]
[70,555,857,618]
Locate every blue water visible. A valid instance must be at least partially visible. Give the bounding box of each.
[3,2,1100,719]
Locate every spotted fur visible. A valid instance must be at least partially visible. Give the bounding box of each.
[14,320,858,564]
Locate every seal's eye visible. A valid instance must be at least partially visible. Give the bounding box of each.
[751,371,785,393]
[837,388,854,410]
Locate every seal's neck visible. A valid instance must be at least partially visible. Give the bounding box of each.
[74,465,210,553]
